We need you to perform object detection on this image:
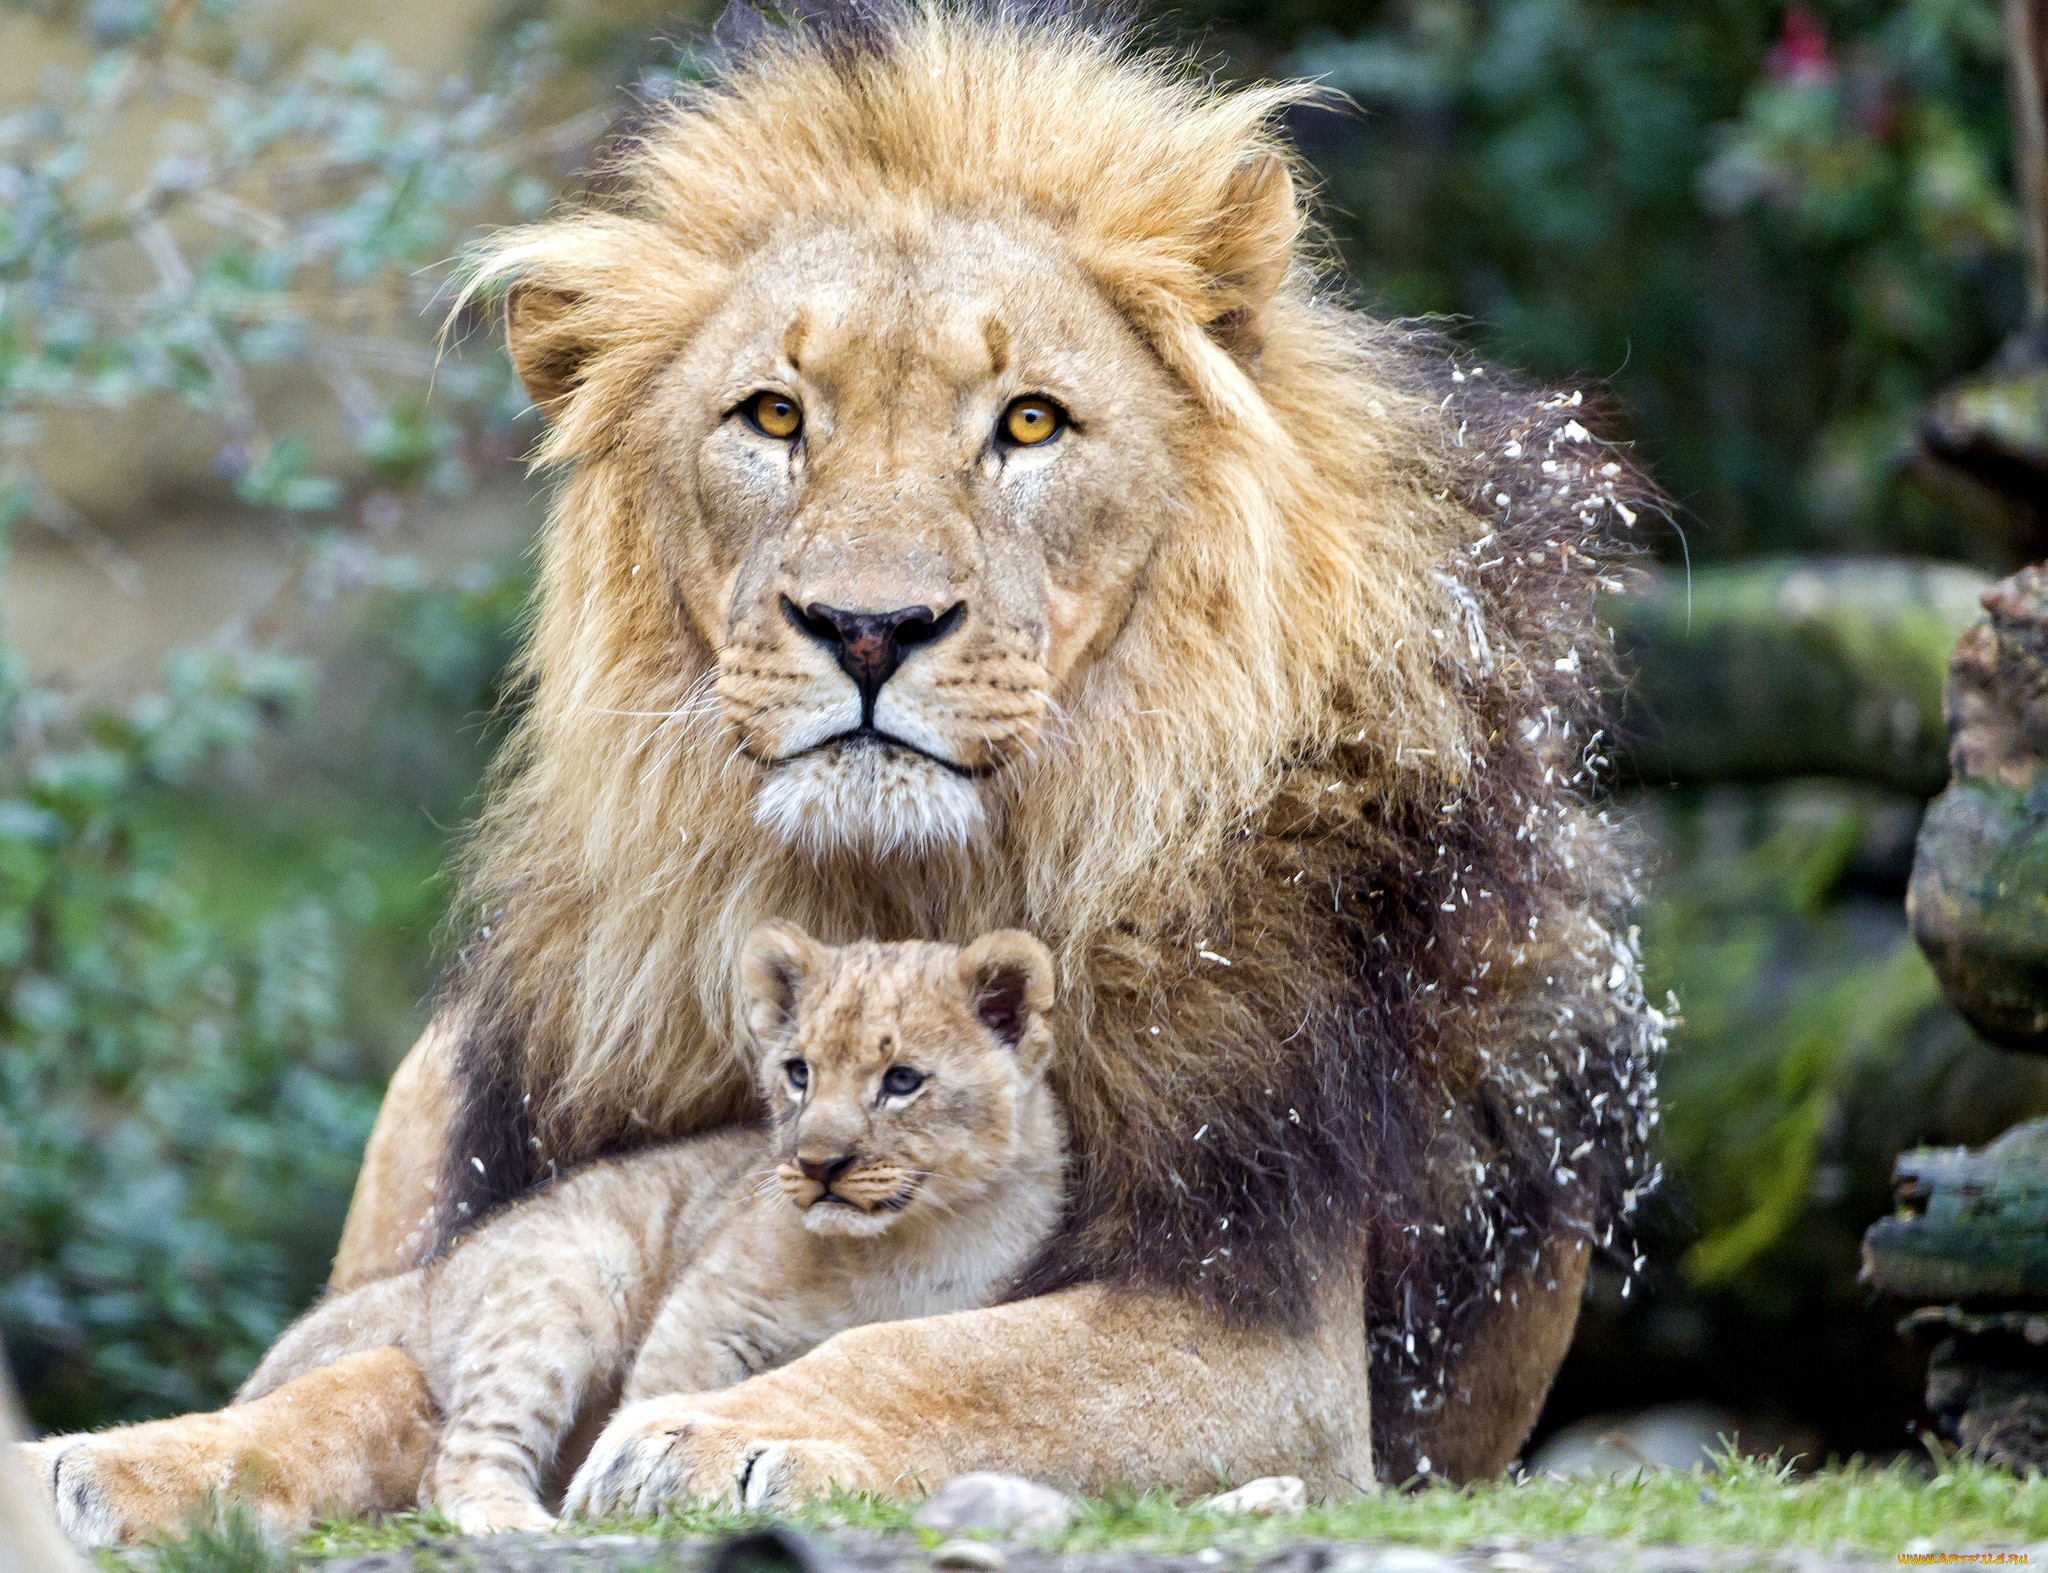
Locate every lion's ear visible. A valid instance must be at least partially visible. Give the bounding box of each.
[742,921,826,1041]
[959,931,1055,1064]
[506,283,595,418]
[1198,152,1299,361]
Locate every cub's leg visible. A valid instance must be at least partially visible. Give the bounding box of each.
[620,1275,802,1405]
[423,1210,659,1534]
[20,1349,435,1547]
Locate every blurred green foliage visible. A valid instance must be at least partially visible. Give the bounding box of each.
[0,0,558,1428]
[1201,0,2026,562]
[0,552,528,1432]
[0,0,579,544]
[1547,781,2048,1453]
[0,629,370,1428]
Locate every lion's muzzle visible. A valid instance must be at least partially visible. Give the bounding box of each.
[783,598,966,724]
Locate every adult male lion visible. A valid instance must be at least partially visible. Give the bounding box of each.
[29,0,1664,1536]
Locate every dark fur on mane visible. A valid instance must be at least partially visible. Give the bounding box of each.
[1004,340,1665,1478]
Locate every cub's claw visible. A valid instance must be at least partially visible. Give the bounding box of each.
[563,1398,875,1517]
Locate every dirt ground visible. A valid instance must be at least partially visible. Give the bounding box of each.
[300,1527,1949,1573]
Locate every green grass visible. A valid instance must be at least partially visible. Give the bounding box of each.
[263,1454,2048,1565]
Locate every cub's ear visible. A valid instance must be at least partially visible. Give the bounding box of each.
[741,921,826,1041]
[505,283,596,419]
[1198,151,1299,361]
[958,931,1055,1060]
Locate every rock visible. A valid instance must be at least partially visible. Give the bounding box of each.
[1917,321,2048,563]
[911,1473,1075,1536]
[1343,1551,1464,1573]
[1865,1121,2048,1471]
[930,1541,1006,1571]
[1525,1403,1746,1478]
[1203,1476,1307,1517]
[1908,782,2048,1051]
[1907,564,2048,1052]
[1862,1119,2048,1304]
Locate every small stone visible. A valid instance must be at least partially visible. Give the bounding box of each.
[913,1473,1076,1536]
[1195,1551,1227,1567]
[932,1540,1006,1571]
[1363,1552,1462,1573]
[1203,1475,1307,1517]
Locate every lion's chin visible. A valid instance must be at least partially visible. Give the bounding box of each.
[801,1199,902,1239]
[755,743,984,858]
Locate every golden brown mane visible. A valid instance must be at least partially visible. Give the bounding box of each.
[442,4,1666,1479]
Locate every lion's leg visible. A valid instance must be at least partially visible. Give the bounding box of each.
[18,1348,437,1547]
[331,1014,463,1292]
[565,1280,1372,1514]
[1402,1234,1592,1483]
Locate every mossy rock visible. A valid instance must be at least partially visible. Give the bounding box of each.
[1863,1119,2048,1305]
[1908,780,2048,1052]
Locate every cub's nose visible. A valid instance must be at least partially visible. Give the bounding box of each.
[798,1152,858,1187]
[783,599,965,715]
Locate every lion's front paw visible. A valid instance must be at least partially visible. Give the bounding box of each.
[563,1399,875,1517]
[22,1430,210,1548]
[733,1438,873,1511]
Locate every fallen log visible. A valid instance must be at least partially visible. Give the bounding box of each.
[1611,559,1987,798]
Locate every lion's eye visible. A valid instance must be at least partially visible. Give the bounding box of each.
[880,1065,925,1098]
[1000,397,1064,447]
[785,1059,809,1090]
[746,392,802,440]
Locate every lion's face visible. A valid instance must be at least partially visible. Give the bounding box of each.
[740,922,1058,1240]
[643,216,1189,855]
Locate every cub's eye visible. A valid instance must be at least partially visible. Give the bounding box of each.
[1000,397,1064,447]
[784,1059,809,1090]
[880,1065,926,1098]
[745,392,803,440]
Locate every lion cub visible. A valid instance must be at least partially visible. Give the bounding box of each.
[236,924,1064,1534]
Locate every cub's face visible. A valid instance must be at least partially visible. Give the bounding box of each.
[644,216,1189,856]
[739,922,1057,1239]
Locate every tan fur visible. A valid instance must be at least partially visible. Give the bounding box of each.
[330,1010,462,1291]
[18,1350,434,1547]
[567,1280,1373,1513]
[23,930,1064,1543]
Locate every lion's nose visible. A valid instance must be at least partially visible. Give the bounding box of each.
[783,598,965,716]
[797,1152,858,1186]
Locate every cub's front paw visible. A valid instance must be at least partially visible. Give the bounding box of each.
[563,1399,876,1517]
[444,1493,557,1536]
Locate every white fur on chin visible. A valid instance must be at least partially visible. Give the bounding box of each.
[801,1200,900,1238]
[754,745,985,857]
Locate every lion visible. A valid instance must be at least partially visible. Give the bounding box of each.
[21,0,1664,1537]
[33,926,1063,1542]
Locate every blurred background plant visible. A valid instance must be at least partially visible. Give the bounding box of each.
[1,0,2044,1466]
[0,0,561,1427]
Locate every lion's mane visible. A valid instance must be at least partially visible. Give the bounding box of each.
[438,1,1666,1478]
